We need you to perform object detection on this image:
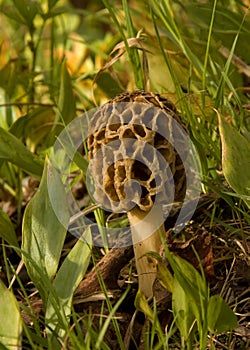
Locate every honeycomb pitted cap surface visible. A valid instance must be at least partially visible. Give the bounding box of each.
[87,90,188,213]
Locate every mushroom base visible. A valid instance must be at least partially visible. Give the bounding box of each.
[127,205,165,298]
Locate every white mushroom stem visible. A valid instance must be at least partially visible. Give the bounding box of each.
[127,204,165,298]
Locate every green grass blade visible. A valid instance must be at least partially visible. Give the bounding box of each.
[122,0,144,89]
[95,286,131,350]
[102,0,144,89]
[214,10,248,109]
[150,0,204,78]
[202,0,217,107]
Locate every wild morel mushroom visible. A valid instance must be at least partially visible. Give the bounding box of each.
[87,90,188,298]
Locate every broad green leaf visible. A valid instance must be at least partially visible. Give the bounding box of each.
[12,0,42,30]
[52,128,89,173]
[0,127,43,178]
[52,229,92,303]
[45,229,92,348]
[207,294,237,333]
[0,210,19,249]
[0,280,22,349]
[58,61,76,125]
[22,158,69,302]
[218,113,250,208]
[48,0,59,10]
[1,5,26,25]
[46,61,76,146]
[172,278,196,342]
[164,248,208,326]
[168,251,207,302]
[9,107,56,151]
[0,61,17,99]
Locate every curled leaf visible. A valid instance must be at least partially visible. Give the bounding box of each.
[134,290,154,323]
[145,251,173,292]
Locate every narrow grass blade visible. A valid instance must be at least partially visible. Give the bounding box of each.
[95,287,131,350]
[102,0,144,89]
[202,0,217,107]
[214,9,247,109]
[150,0,204,78]
[122,0,144,89]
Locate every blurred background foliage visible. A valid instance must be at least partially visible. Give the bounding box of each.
[1,0,249,111]
[0,1,249,348]
[0,0,249,208]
